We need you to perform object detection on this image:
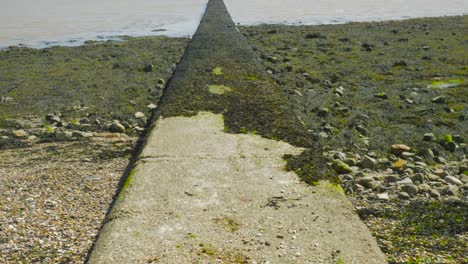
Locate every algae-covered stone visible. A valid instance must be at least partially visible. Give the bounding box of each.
[431,95,446,104]
[208,85,232,95]
[332,160,353,174]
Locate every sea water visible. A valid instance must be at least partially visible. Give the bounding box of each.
[0,0,466,48]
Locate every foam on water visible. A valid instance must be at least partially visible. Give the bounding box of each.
[0,0,467,48]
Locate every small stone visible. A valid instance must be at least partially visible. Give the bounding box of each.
[333,152,346,161]
[357,176,381,190]
[110,122,125,133]
[398,192,411,199]
[430,189,441,198]
[397,178,413,185]
[143,64,155,72]
[12,129,28,138]
[423,133,435,141]
[317,108,330,117]
[46,113,61,123]
[391,144,411,155]
[134,112,146,119]
[401,184,418,196]
[442,185,459,196]
[445,196,461,202]
[1,96,14,103]
[377,193,389,200]
[444,163,460,175]
[359,155,377,169]
[385,175,399,183]
[145,104,156,110]
[431,96,446,104]
[445,176,463,186]
[411,173,425,184]
[401,152,415,159]
[419,148,435,158]
[343,158,357,166]
[332,160,353,174]
[417,183,431,193]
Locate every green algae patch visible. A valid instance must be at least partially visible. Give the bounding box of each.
[244,75,259,81]
[208,85,232,95]
[212,67,223,76]
[213,217,240,232]
[284,150,338,185]
[428,79,463,89]
[117,168,136,199]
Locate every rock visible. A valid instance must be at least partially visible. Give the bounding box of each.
[435,156,447,164]
[401,152,415,159]
[110,122,125,133]
[444,141,457,152]
[147,103,157,109]
[357,176,381,190]
[317,108,330,117]
[430,189,441,198]
[431,96,446,104]
[377,193,389,200]
[72,131,94,138]
[445,176,463,186]
[374,92,388,99]
[423,133,435,141]
[334,86,344,96]
[401,184,418,196]
[414,162,427,167]
[445,196,461,202]
[332,160,353,174]
[463,183,468,190]
[444,163,460,175]
[442,185,459,196]
[359,155,377,169]
[411,173,425,184]
[405,99,414,104]
[385,175,399,183]
[143,64,155,72]
[333,152,346,161]
[391,144,411,155]
[12,129,28,138]
[343,158,357,166]
[397,178,413,185]
[134,112,146,119]
[417,183,431,193]
[398,192,411,199]
[0,96,14,103]
[452,135,464,143]
[45,113,61,123]
[266,56,279,63]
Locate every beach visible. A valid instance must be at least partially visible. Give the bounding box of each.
[0,2,467,263]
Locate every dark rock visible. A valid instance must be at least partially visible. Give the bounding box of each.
[143,64,155,73]
[431,96,446,104]
[401,184,418,196]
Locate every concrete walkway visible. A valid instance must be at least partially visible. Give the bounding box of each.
[88,0,387,263]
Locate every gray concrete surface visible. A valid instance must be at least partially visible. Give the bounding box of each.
[88,112,387,263]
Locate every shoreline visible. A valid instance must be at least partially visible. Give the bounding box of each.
[2,14,467,50]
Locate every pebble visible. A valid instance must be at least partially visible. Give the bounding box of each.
[445,176,462,186]
[401,184,418,196]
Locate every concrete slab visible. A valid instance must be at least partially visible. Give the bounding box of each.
[88,112,387,263]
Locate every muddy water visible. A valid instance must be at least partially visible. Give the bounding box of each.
[0,0,467,48]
